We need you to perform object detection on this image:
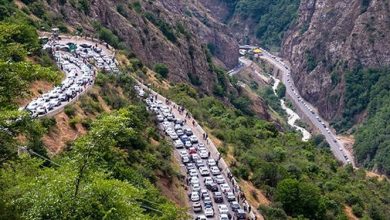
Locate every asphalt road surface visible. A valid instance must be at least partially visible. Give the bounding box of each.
[135,82,261,220]
[258,51,354,166]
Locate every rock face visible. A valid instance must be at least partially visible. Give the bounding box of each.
[282,0,390,122]
[47,0,239,94]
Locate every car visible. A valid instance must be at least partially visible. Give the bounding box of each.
[180,134,189,142]
[184,128,193,136]
[59,94,68,102]
[218,204,229,214]
[189,135,198,143]
[203,196,213,208]
[225,192,235,202]
[214,192,223,203]
[175,119,184,125]
[210,166,221,175]
[186,163,196,170]
[169,132,178,140]
[192,183,201,192]
[235,209,246,219]
[207,182,219,192]
[214,175,225,184]
[199,167,210,176]
[219,214,229,220]
[195,215,207,220]
[188,169,198,177]
[174,140,184,149]
[192,202,202,213]
[195,159,205,168]
[181,155,190,163]
[204,207,214,217]
[176,129,184,136]
[190,191,200,202]
[200,189,209,199]
[174,124,182,130]
[220,184,231,193]
[199,150,209,159]
[204,177,214,185]
[190,176,200,185]
[230,201,240,212]
[156,114,164,122]
[185,140,192,148]
[179,150,188,157]
[208,159,217,167]
[36,106,47,115]
[189,147,197,154]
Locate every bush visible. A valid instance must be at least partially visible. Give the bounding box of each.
[352,204,364,217]
[116,4,128,18]
[154,63,169,78]
[40,117,56,131]
[64,105,76,117]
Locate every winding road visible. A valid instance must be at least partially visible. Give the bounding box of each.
[258,49,355,166]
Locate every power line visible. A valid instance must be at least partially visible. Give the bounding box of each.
[27,149,61,166]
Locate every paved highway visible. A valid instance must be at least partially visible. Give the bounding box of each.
[257,50,354,166]
[135,82,261,220]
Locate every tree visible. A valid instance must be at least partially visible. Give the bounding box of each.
[154,63,169,78]
[276,178,322,219]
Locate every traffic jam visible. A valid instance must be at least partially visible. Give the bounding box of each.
[22,40,119,118]
[134,85,250,220]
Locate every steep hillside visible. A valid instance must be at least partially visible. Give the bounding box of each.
[199,0,300,49]
[29,0,239,95]
[282,0,390,122]
[282,0,390,173]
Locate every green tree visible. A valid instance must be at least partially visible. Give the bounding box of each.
[154,63,169,78]
[276,178,323,219]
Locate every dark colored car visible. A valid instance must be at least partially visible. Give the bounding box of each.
[213,192,223,203]
[206,182,219,192]
[235,209,247,219]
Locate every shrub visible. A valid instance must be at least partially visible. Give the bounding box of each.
[64,105,76,117]
[40,117,56,131]
[116,4,128,18]
[154,63,169,78]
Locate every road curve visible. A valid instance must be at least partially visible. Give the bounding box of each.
[257,50,354,166]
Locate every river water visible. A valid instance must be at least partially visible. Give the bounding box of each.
[270,75,311,141]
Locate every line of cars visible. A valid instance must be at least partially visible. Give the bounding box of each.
[278,59,351,164]
[23,42,118,118]
[138,88,247,220]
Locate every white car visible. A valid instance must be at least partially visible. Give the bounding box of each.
[218,204,229,214]
[156,114,164,122]
[179,150,188,157]
[220,184,231,193]
[199,150,209,159]
[204,177,214,185]
[189,169,198,177]
[199,167,210,176]
[210,166,221,175]
[219,214,229,220]
[190,176,200,184]
[214,175,225,184]
[174,140,184,149]
[190,192,200,202]
[204,207,214,217]
[208,159,217,167]
[192,183,201,192]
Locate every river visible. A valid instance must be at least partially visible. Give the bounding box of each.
[270,75,311,141]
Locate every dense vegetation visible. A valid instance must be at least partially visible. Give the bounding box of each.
[334,68,390,175]
[0,2,184,219]
[162,83,390,220]
[223,0,300,48]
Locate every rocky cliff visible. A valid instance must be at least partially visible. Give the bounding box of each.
[282,0,390,123]
[45,0,239,94]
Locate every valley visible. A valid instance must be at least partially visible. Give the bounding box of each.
[1,0,390,220]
